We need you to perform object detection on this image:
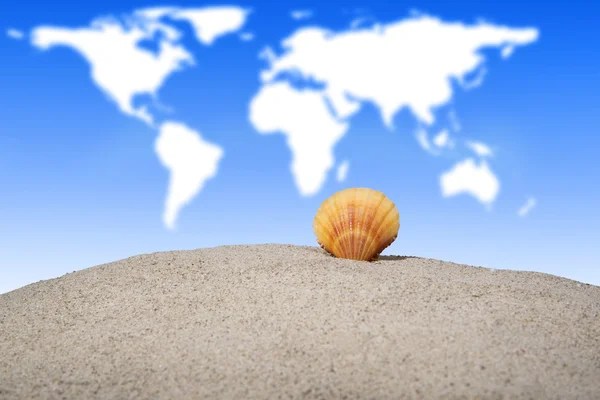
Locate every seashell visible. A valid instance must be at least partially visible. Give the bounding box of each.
[313,188,400,261]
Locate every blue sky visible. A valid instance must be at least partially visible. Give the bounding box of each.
[1,0,599,294]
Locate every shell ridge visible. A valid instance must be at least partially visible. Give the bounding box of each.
[313,216,334,254]
[343,190,355,258]
[356,188,374,261]
[326,197,342,256]
[350,188,359,258]
[364,192,387,258]
[340,189,356,259]
[316,199,336,255]
[360,192,389,261]
[331,191,348,257]
[364,200,398,260]
[344,189,357,258]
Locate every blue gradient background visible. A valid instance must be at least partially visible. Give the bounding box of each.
[1,0,599,293]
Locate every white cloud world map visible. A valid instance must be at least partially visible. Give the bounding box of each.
[26,6,539,230]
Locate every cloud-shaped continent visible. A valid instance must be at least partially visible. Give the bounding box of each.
[440,158,500,205]
[250,82,349,196]
[155,122,223,230]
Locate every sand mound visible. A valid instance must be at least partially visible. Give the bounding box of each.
[1,244,599,399]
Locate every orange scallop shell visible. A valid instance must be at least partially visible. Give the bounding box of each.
[313,188,400,261]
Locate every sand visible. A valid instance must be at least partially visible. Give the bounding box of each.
[1,244,599,399]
